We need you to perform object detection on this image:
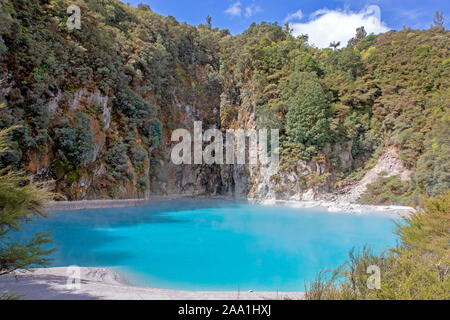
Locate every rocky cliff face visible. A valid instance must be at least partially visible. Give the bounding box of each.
[147,97,251,198]
[23,84,251,200]
[338,147,413,204]
[247,141,355,202]
[24,83,411,202]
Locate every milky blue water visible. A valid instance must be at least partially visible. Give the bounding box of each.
[21,200,399,291]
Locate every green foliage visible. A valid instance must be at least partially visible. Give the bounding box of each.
[414,117,450,197]
[137,176,148,191]
[305,246,386,300]
[0,139,22,167]
[359,175,418,206]
[54,113,94,167]
[433,11,444,27]
[129,144,147,167]
[113,86,157,133]
[0,126,54,288]
[305,192,450,300]
[106,142,129,180]
[285,72,331,149]
[329,47,364,79]
[147,119,162,148]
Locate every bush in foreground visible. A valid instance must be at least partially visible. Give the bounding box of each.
[305,192,450,300]
[0,122,55,299]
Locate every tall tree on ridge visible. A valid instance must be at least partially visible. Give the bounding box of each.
[433,11,444,27]
[329,41,341,50]
[206,15,212,30]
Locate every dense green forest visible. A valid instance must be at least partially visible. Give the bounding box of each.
[0,0,448,204]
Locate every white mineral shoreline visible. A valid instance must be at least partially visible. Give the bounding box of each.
[46,196,416,218]
[255,199,415,218]
[0,267,304,300]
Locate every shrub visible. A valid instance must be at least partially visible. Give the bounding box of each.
[305,192,450,300]
[106,142,129,180]
[137,176,148,191]
[54,113,94,167]
[148,119,162,148]
[129,144,147,167]
[359,175,417,206]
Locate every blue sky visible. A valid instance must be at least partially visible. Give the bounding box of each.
[123,0,449,47]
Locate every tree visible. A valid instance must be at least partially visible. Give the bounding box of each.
[206,15,212,30]
[348,26,367,47]
[283,21,293,37]
[54,113,94,167]
[137,3,151,11]
[356,26,367,39]
[285,72,331,149]
[433,11,444,27]
[0,123,54,295]
[329,41,341,50]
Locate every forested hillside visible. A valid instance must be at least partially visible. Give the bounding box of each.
[0,0,448,204]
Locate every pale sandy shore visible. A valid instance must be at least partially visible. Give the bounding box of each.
[0,267,304,300]
[46,196,415,218]
[258,199,415,218]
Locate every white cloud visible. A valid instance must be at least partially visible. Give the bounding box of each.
[244,4,262,18]
[225,1,261,18]
[284,10,303,23]
[290,6,390,48]
[225,2,242,17]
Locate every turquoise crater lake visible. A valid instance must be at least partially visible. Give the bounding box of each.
[23,200,399,291]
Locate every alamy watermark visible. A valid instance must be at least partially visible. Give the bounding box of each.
[367,265,381,290]
[67,4,81,30]
[66,266,81,290]
[170,121,280,173]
